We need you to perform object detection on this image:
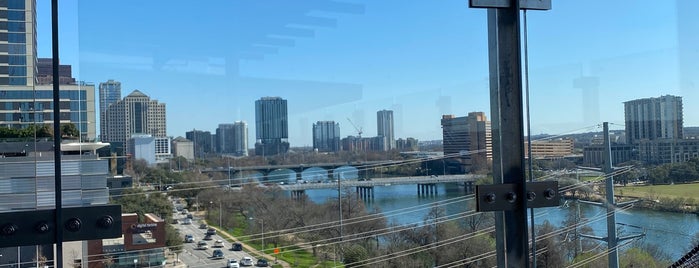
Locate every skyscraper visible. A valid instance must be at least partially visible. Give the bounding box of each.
[624,95,683,144]
[313,121,340,152]
[105,90,167,153]
[99,80,121,141]
[0,0,37,87]
[441,112,492,172]
[255,97,289,156]
[216,124,235,154]
[185,129,213,158]
[0,1,97,140]
[233,121,249,156]
[377,109,395,151]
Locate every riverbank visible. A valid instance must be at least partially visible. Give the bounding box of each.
[564,182,699,214]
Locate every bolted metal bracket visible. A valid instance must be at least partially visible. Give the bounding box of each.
[476,181,559,212]
[0,204,122,247]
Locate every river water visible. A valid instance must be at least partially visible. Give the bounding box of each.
[303,183,699,261]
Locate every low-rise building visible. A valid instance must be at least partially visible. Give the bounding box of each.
[87,213,167,268]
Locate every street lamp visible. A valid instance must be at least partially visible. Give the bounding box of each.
[210,200,222,227]
[249,217,265,252]
[133,258,138,268]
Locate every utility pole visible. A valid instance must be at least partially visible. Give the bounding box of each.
[579,122,644,268]
[602,122,619,268]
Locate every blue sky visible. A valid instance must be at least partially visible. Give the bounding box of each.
[36,1,698,146]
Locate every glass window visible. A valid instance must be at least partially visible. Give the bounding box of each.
[7,10,25,21]
[7,0,24,10]
[7,32,25,43]
[8,66,26,76]
[7,21,25,32]
[7,77,23,85]
[8,55,26,65]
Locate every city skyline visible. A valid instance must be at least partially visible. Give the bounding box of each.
[31,1,699,147]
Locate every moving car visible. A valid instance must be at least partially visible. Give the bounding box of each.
[256,258,268,267]
[227,258,240,268]
[206,228,217,235]
[212,249,224,259]
[204,234,213,240]
[184,234,194,243]
[230,243,243,251]
[214,239,224,248]
[196,241,208,250]
[199,223,208,229]
[240,256,253,266]
[183,218,192,225]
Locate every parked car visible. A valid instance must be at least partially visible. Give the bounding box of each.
[214,239,224,248]
[227,258,240,268]
[196,241,208,250]
[199,223,208,229]
[256,258,268,267]
[206,228,216,235]
[212,249,224,259]
[240,256,253,266]
[230,243,243,251]
[184,234,194,243]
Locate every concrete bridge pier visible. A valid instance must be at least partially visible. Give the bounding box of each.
[464,181,475,194]
[356,186,374,201]
[417,183,437,197]
[291,190,305,201]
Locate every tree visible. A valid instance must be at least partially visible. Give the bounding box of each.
[535,220,566,267]
[343,244,369,267]
[60,123,80,138]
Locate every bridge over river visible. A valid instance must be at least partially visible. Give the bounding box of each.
[275,174,485,200]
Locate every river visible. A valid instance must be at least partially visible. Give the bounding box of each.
[302,183,699,261]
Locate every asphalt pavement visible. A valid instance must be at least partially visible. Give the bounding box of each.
[171,207,260,267]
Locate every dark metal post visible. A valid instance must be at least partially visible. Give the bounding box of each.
[488,1,529,267]
[603,122,619,268]
[51,0,64,266]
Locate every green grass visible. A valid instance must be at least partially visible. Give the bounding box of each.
[219,213,339,268]
[617,183,699,203]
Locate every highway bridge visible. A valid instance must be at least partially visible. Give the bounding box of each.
[274,174,484,200]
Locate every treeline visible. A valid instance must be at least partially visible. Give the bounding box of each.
[646,158,699,184]
[197,185,498,267]
[0,123,80,139]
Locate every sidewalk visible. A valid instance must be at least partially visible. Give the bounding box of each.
[205,221,291,268]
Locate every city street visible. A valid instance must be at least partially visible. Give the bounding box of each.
[171,208,259,267]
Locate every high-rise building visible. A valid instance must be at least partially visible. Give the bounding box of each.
[36,58,76,85]
[104,90,167,153]
[233,121,249,156]
[377,110,395,151]
[0,0,97,141]
[0,0,37,87]
[186,129,213,158]
[313,121,340,152]
[99,80,121,141]
[441,112,492,172]
[624,95,683,144]
[255,97,289,156]
[216,124,235,154]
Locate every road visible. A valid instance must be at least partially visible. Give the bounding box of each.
[171,207,261,267]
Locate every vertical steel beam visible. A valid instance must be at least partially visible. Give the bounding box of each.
[51,0,64,266]
[603,122,619,268]
[488,0,528,267]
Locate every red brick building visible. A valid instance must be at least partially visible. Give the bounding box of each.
[87,213,166,268]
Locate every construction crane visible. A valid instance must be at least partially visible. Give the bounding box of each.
[346,117,363,138]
